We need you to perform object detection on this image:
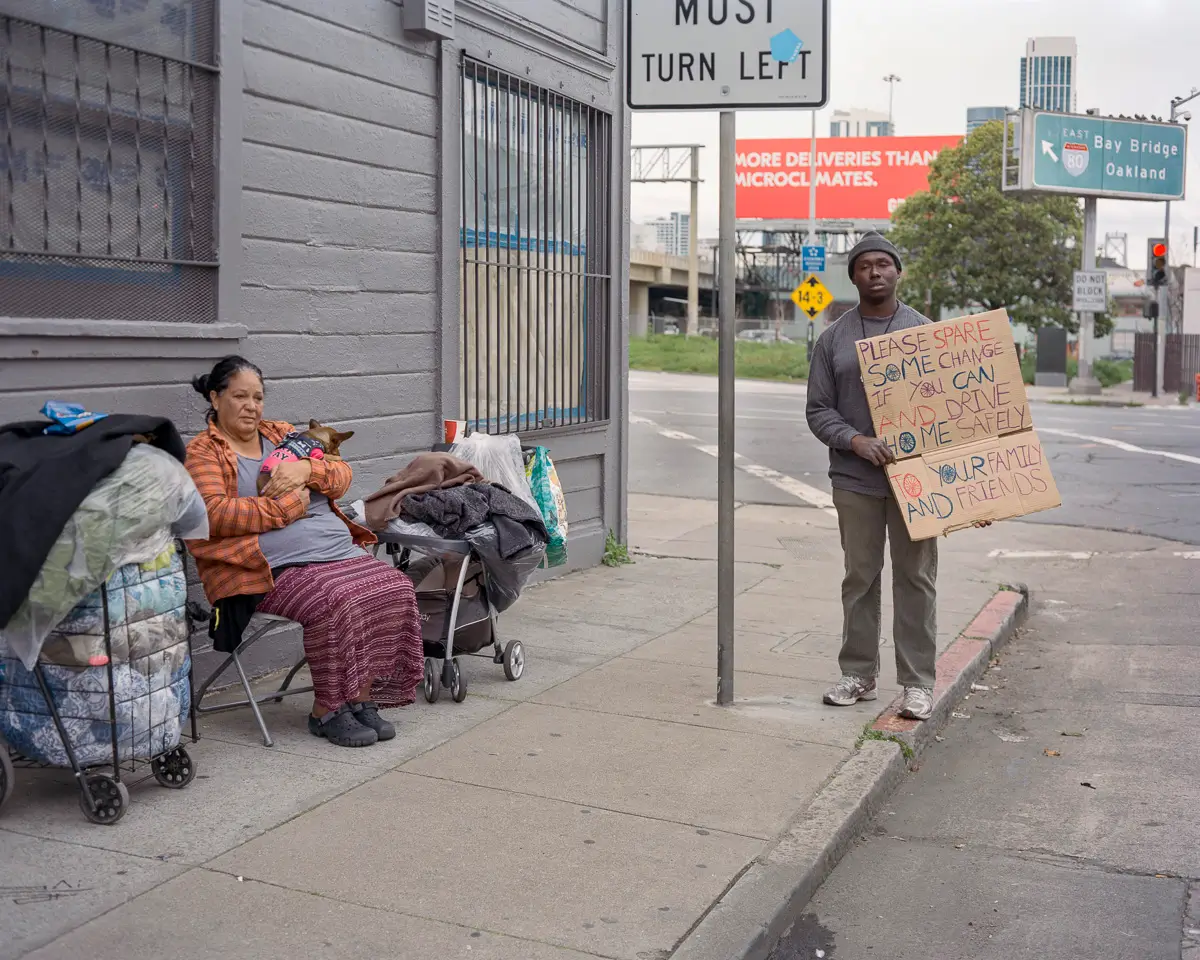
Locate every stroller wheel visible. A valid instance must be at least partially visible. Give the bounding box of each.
[152,747,196,789]
[423,658,442,704]
[0,741,14,811]
[449,659,468,703]
[79,774,129,825]
[503,640,525,682]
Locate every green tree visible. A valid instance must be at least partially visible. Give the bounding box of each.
[890,121,1095,333]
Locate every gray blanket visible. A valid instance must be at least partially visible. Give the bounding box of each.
[401,483,547,558]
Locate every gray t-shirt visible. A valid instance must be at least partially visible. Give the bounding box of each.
[236,439,365,570]
[806,302,931,498]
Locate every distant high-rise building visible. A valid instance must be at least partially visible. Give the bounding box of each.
[966,106,1008,133]
[829,108,891,138]
[1019,37,1077,113]
[644,212,691,257]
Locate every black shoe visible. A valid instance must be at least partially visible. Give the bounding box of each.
[351,701,396,741]
[308,705,378,747]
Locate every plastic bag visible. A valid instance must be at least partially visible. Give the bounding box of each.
[449,433,538,511]
[40,400,109,435]
[525,446,567,567]
[0,545,191,764]
[0,444,208,669]
[464,522,546,613]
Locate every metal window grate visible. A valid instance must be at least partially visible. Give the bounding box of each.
[0,4,218,322]
[459,58,612,435]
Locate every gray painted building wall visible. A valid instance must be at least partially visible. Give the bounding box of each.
[1,0,631,675]
[1,0,629,566]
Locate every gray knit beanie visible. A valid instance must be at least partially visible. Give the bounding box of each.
[847,231,903,278]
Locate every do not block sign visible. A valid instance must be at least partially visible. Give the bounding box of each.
[855,308,1061,539]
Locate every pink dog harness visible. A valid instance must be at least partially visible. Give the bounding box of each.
[260,431,325,480]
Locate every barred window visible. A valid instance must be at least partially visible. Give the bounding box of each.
[0,1,218,322]
[460,58,613,434]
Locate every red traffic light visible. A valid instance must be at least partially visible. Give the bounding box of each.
[1152,242,1167,257]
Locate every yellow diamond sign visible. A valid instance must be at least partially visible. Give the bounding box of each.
[791,274,834,320]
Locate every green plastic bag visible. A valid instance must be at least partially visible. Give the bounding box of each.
[526,446,568,567]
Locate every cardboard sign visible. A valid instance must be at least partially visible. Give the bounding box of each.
[885,430,1060,539]
[856,308,1061,539]
[856,309,1029,458]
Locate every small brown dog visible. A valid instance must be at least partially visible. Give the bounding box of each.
[256,419,354,493]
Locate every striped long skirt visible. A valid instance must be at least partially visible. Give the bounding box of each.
[257,555,423,709]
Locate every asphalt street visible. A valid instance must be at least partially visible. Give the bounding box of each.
[629,370,1200,545]
[770,548,1200,960]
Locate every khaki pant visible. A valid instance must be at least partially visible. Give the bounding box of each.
[832,487,938,689]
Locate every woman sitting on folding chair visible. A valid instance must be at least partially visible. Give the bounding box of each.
[184,356,423,749]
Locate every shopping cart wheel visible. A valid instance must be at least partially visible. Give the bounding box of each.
[79,774,129,825]
[0,744,14,811]
[449,659,468,703]
[152,747,196,789]
[502,640,525,682]
[423,658,442,704]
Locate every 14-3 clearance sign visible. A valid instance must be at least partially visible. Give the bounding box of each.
[627,1,829,111]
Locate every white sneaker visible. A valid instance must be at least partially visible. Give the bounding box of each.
[898,686,934,721]
[823,675,878,706]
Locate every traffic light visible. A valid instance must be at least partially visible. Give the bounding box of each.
[1147,238,1168,287]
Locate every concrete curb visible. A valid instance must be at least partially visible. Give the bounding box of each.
[670,585,1031,960]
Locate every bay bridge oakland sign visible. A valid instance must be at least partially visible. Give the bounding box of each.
[1011,109,1187,202]
[627,0,829,111]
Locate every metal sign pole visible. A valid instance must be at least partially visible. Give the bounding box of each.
[716,109,737,706]
[1070,195,1101,394]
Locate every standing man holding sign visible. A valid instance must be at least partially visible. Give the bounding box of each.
[805,232,938,721]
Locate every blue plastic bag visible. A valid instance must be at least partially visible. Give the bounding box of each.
[41,401,109,435]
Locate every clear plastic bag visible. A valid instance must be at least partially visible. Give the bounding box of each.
[449,433,537,510]
[0,445,208,669]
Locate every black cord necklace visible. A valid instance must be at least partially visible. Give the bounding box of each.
[859,305,900,341]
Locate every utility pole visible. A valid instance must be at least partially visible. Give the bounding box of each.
[883,74,901,135]
[806,106,818,353]
[1163,90,1198,337]
[807,108,818,243]
[1070,108,1102,396]
[689,147,700,339]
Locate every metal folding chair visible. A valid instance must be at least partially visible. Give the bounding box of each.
[193,614,311,747]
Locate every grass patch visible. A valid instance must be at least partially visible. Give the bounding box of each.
[1022,350,1132,389]
[602,530,634,568]
[855,724,915,761]
[1092,357,1133,388]
[629,334,809,382]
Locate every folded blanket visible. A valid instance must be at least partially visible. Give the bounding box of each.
[363,453,483,530]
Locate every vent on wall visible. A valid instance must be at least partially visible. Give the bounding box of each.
[403,0,455,39]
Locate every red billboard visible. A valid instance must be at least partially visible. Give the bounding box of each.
[735,135,963,221]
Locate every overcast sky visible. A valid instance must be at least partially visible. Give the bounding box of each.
[631,0,1200,269]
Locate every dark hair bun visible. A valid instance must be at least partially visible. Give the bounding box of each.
[191,374,211,397]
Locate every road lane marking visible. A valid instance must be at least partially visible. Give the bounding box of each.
[634,409,808,422]
[630,415,835,510]
[1038,427,1200,466]
[987,549,1200,560]
[988,550,1094,560]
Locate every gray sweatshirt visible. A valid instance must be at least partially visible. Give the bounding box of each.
[806,302,932,498]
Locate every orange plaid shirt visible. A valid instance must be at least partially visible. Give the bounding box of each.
[185,419,376,604]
